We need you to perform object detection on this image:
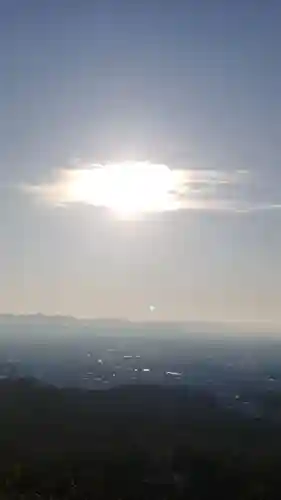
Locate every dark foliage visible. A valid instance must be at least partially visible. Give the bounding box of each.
[0,378,281,498]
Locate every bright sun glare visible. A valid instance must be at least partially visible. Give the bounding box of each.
[67,161,178,217]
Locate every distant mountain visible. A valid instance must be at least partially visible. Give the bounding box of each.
[0,314,78,325]
[0,314,212,332]
[0,314,278,336]
[0,314,131,327]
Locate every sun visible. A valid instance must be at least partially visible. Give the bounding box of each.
[67,161,177,217]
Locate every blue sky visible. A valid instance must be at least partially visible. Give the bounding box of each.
[1,1,281,326]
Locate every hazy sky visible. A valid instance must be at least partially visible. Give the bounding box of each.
[1,1,281,324]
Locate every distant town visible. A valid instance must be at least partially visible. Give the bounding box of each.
[1,315,281,422]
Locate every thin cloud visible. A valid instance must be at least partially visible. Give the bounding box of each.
[22,161,281,215]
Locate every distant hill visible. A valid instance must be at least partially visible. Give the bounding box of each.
[0,314,279,337]
[0,314,130,327]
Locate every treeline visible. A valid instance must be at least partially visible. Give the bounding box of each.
[0,378,281,498]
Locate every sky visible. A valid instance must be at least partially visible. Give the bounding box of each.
[1,0,281,326]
